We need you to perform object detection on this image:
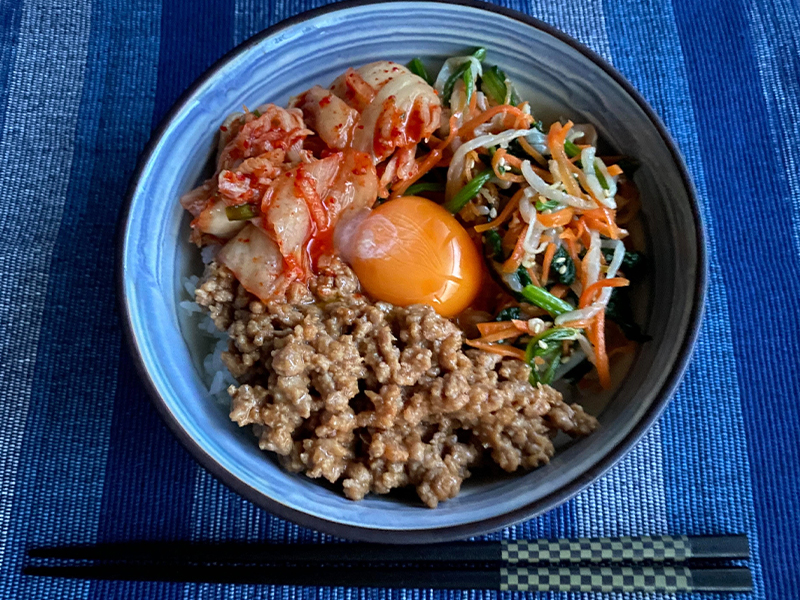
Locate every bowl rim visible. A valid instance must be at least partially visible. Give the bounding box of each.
[116,0,708,543]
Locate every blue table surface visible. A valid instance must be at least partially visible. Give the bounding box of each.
[1,0,798,598]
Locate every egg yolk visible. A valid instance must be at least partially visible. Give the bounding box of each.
[348,196,483,317]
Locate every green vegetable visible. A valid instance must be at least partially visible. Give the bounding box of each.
[551,245,576,285]
[595,160,609,190]
[533,119,544,133]
[443,168,493,213]
[441,48,486,104]
[520,284,574,317]
[480,65,520,105]
[442,64,468,104]
[483,230,505,262]
[495,306,521,322]
[601,249,646,280]
[535,199,561,212]
[462,64,475,105]
[404,181,445,196]
[516,265,533,287]
[525,327,581,385]
[407,58,432,84]
[564,139,581,158]
[251,109,261,118]
[225,204,258,221]
[606,287,651,343]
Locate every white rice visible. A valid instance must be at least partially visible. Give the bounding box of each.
[179,275,236,405]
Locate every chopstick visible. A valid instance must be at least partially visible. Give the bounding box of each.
[29,534,749,565]
[22,564,753,592]
[25,535,753,593]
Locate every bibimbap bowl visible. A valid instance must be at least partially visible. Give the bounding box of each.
[117,0,706,542]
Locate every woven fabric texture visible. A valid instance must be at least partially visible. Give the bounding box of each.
[0,0,798,598]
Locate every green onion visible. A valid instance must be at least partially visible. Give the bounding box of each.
[480,65,521,105]
[225,204,258,221]
[595,159,609,190]
[483,230,505,262]
[462,64,475,105]
[564,139,581,158]
[251,109,261,118]
[481,66,506,104]
[443,168,493,213]
[520,284,574,317]
[441,63,469,105]
[404,181,445,196]
[407,58,432,85]
[535,199,561,212]
[441,48,486,104]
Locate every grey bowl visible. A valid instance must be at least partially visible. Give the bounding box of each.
[117,0,706,542]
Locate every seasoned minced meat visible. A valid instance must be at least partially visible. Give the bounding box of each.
[196,255,598,507]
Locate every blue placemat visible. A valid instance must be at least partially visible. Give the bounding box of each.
[1,0,798,598]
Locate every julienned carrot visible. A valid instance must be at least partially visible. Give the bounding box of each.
[501,153,523,168]
[526,266,542,288]
[540,242,556,285]
[501,230,526,273]
[607,164,623,177]
[491,148,525,183]
[582,216,614,239]
[548,121,581,197]
[559,230,580,264]
[589,311,611,389]
[474,188,524,233]
[477,321,517,336]
[573,217,592,247]
[549,283,569,298]
[465,340,527,361]
[518,136,548,166]
[459,104,533,139]
[390,115,458,198]
[579,277,629,308]
[559,319,592,329]
[529,162,555,183]
[470,329,524,344]
[583,207,621,240]
[511,319,533,333]
[537,207,574,228]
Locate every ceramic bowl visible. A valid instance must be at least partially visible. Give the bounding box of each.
[118,0,706,542]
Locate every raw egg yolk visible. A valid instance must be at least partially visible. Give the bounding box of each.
[348,196,483,317]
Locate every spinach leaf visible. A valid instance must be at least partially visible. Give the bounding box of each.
[551,245,576,285]
[495,306,521,322]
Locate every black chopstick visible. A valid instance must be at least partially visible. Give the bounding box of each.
[28,534,749,565]
[22,564,753,592]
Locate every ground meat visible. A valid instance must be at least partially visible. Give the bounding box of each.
[196,256,598,507]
